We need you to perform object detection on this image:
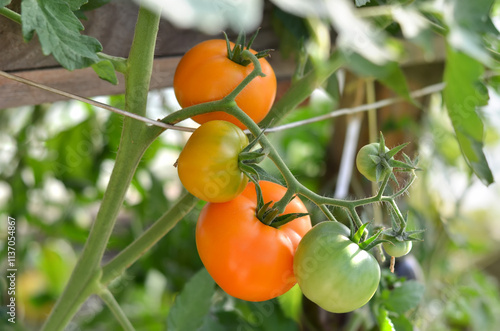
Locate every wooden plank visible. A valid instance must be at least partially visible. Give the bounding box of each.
[0,1,278,72]
[0,53,296,109]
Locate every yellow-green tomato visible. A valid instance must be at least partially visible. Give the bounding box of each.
[356,143,390,182]
[177,120,249,202]
[293,221,381,313]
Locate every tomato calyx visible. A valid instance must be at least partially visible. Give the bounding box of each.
[382,212,425,244]
[224,29,273,67]
[359,133,419,182]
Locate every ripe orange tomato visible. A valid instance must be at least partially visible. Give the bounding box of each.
[173,39,277,129]
[177,120,249,203]
[196,181,311,301]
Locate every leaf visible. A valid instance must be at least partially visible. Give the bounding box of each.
[166,268,215,331]
[355,0,370,7]
[278,284,302,323]
[66,0,88,11]
[444,0,497,65]
[443,47,494,185]
[391,315,414,331]
[91,60,118,85]
[21,0,102,70]
[139,0,263,34]
[383,280,424,314]
[343,53,412,101]
[0,0,12,7]
[377,307,396,331]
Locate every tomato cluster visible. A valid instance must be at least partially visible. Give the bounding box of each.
[172,37,416,313]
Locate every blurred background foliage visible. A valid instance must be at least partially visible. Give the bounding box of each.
[2,0,500,330]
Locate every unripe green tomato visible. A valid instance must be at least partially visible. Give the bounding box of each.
[382,235,412,257]
[355,143,390,182]
[177,120,249,202]
[293,221,381,313]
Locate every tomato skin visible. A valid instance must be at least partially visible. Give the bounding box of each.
[356,143,390,182]
[173,39,277,129]
[382,236,412,257]
[177,120,249,203]
[196,181,312,301]
[293,221,381,313]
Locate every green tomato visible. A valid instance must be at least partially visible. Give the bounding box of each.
[293,221,381,313]
[177,120,249,202]
[382,236,412,257]
[355,143,390,182]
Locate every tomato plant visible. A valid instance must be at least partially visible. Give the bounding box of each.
[196,180,312,301]
[293,221,381,313]
[177,120,249,202]
[173,39,277,129]
[383,235,413,257]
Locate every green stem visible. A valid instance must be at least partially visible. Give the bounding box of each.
[0,6,21,24]
[41,6,161,331]
[348,206,364,229]
[319,204,337,222]
[101,192,198,285]
[99,288,136,331]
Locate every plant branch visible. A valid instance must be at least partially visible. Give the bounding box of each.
[0,6,21,24]
[101,192,198,285]
[99,288,136,331]
[41,6,162,331]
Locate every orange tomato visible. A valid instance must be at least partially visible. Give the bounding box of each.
[196,181,311,301]
[173,39,277,129]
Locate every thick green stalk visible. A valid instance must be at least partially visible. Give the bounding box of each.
[41,6,161,331]
[101,192,198,285]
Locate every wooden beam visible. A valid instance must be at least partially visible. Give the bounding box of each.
[0,53,295,109]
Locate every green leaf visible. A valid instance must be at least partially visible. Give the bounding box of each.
[21,0,102,70]
[355,0,370,7]
[0,0,12,7]
[344,53,412,101]
[444,0,497,65]
[443,47,494,185]
[166,268,215,331]
[91,60,118,85]
[377,307,396,331]
[383,281,424,314]
[391,315,413,331]
[278,284,302,323]
[66,0,88,11]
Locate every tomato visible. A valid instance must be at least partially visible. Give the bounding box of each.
[177,120,249,203]
[382,236,412,257]
[173,39,277,129]
[293,221,381,313]
[356,143,390,182]
[196,181,312,301]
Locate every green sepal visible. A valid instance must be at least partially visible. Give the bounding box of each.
[270,212,309,228]
[378,132,386,153]
[239,149,267,163]
[353,222,370,244]
[386,142,409,159]
[224,29,273,66]
[359,228,385,251]
[389,159,416,170]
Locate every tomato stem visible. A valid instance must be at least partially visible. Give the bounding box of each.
[41,6,162,331]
